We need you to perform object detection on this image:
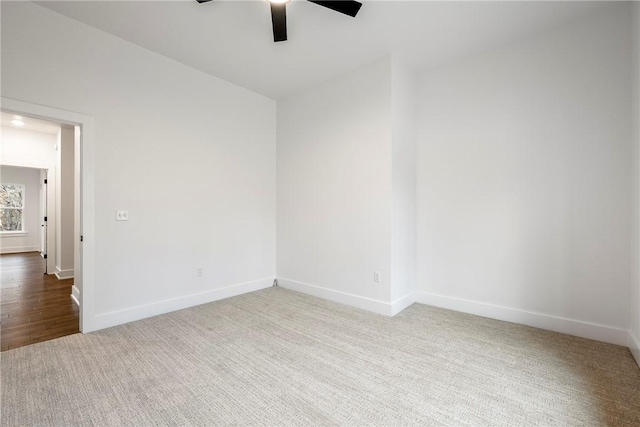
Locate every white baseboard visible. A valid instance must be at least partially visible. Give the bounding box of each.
[391,292,416,316]
[414,291,629,346]
[71,285,80,307]
[278,277,410,317]
[629,330,640,368]
[0,246,39,254]
[91,277,274,331]
[55,267,74,280]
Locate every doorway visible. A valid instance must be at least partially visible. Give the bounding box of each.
[0,117,78,350]
[1,96,95,338]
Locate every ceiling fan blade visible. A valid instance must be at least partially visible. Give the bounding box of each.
[196,0,213,3]
[307,1,362,18]
[270,3,288,42]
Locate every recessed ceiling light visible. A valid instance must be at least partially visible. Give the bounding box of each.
[11,119,25,127]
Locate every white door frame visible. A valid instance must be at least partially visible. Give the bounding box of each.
[39,169,47,260]
[1,97,96,333]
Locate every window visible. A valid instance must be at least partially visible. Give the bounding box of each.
[0,184,25,232]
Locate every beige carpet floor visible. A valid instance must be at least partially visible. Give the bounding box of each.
[1,287,639,426]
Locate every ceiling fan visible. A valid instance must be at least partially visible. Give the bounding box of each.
[196,0,363,43]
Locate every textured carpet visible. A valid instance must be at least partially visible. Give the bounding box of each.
[1,287,639,426]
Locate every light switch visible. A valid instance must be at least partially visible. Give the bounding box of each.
[116,210,129,221]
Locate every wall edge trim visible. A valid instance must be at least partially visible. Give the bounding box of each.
[90,277,274,332]
[391,292,416,315]
[278,277,401,316]
[71,285,80,307]
[629,329,640,368]
[55,267,74,280]
[0,247,39,255]
[414,291,629,346]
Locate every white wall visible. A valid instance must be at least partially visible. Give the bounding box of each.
[415,4,632,345]
[0,126,58,271]
[277,55,417,315]
[630,1,640,365]
[390,58,417,304]
[55,126,74,278]
[277,56,394,312]
[1,1,276,330]
[0,166,41,253]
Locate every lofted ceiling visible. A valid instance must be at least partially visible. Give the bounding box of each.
[36,1,610,100]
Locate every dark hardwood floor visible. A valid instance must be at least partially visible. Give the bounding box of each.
[1,252,79,351]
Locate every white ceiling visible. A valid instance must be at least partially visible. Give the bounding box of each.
[37,0,610,100]
[0,112,62,135]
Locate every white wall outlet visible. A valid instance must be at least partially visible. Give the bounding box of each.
[374,271,381,283]
[115,210,129,221]
[196,267,203,277]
